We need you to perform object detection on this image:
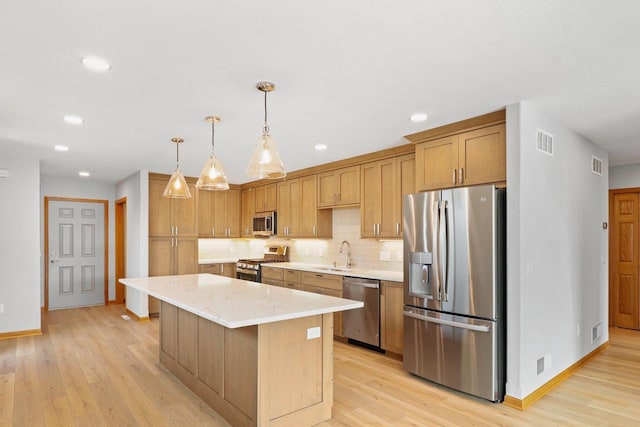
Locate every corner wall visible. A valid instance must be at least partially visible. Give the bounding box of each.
[506,101,609,399]
[0,147,41,333]
[116,170,149,317]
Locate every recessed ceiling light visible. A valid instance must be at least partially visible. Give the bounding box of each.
[54,145,69,152]
[78,171,90,177]
[81,56,111,72]
[314,144,327,151]
[410,112,428,122]
[64,115,84,125]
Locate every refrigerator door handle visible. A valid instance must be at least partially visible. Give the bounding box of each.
[442,200,449,302]
[433,200,441,301]
[403,310,490,333]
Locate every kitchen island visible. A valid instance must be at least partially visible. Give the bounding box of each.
[119,274,363,427]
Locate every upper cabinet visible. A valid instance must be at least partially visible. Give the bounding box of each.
[277,175,332,238]
[254,183,277,213]
[149,174,197,237]
[360,154,415,238]
[241,188,256,237]
[197,189,241,238]
[408,110,506,192]
[317,165,360,208]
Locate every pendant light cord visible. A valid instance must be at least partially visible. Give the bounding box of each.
[211,120,216,154]
[263,89,270,135]
[175,140,180,169]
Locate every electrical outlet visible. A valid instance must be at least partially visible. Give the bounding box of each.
[318,247,323,256]
[379,251,391,261]
[305,247,309,255]
[307,326,321,340]
[0,304,4,313]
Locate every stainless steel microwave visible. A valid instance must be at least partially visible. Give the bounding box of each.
[253,211,276,236]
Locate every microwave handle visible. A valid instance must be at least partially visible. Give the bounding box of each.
[265,216,272,231]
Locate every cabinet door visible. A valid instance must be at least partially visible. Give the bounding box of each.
[199,263,222,274]
[149,238,173,276]
[149,178,172,236]
[172,182,198,237]
[197,189,215,238]
[378,159,398,237]
[277,181,291,237]
[324,288,344,337]
[317,170,338,208]
[337,166,360,206]
[226,189,241,237]
[397,154,415,237]
[255,184,277,212]
[175,238,198,275]
[222,262,236,278]
[299,175,331,237]
[360,161,380,238]
[415,135,459,192]
[381,280,404,354]
[241,188,256,237]
[160,302,178,359]
[458,123,506,186]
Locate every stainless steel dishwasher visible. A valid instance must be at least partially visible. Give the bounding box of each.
[342,276,380,347]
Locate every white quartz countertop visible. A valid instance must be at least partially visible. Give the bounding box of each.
[263,262,404,282]
[120,274,363,329]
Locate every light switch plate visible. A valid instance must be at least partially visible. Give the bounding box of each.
[307,326,321,340]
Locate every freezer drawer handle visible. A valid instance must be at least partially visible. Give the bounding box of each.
[403,310,490,333]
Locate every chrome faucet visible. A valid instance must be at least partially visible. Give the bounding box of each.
[339,240,353,269]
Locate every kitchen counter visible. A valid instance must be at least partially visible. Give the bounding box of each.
[120,273,362,328]
[198,257,238,264]
[263,262,403,282]
[119,273,360,426]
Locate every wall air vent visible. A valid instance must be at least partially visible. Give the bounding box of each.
[536,128,554,156]
[591,156,603,176]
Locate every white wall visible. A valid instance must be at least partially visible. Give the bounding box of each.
[609,163,640,189]
[506,102,609,399]
[40,175,117,303]
[0,147,41,333]
[115,170,149,317]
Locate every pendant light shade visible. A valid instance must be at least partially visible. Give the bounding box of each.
[246,81,286,179]
[196,116,229,191]
[163,138,192,198]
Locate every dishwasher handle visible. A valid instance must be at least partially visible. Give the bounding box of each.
[343,277,380,289]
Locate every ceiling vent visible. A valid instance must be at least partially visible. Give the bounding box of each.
[536,128,554,156]
[591,156,603,176]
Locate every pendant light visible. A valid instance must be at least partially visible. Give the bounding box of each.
[246,81,286,179]
[163,137,192,198]
[196,115,229,191]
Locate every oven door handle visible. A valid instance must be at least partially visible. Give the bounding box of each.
[236,267,258,275]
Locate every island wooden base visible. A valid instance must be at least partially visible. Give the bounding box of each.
[159,301,334,426]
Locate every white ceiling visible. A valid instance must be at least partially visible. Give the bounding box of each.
[2,1,640,185]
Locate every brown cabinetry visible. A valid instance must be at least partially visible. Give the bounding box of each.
[261,266,284,287]
[277,175,332,238]
[254,183,277,213]
[149,174,198,237]
[415,123,506,192]
[199,262,235,278]
[277,179,301,237]
[317,166,360,208]
[241,188,255,237]
[301,271,344,337]
[361,154,415,238]
[197,188,241,238]
[380,280,404,354]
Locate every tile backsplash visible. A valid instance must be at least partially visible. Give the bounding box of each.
[198,207,403,272]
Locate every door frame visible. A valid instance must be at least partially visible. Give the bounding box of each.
[608,187,640,326]
[44,196,109,311]
[115,197,126,304]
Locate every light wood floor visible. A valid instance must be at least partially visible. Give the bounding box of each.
[1,305,639,426]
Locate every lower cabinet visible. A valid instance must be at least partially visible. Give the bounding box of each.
[301,272,344,337]
[380,280,404,355]
[199,262,236,278]
[261,266,284,287]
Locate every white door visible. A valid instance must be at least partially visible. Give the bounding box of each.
[48,200,105,309]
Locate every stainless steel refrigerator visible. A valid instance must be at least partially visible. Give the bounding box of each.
[403,184,506,402]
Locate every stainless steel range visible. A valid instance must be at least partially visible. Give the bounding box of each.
[236,245,288,282]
